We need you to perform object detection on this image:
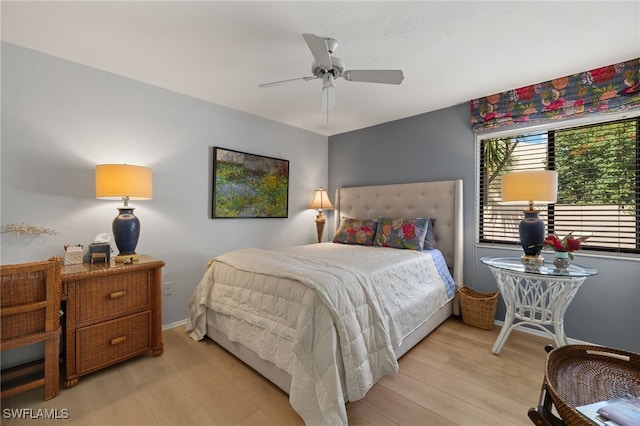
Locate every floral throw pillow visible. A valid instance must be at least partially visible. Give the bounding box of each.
[374,217,429,251]
[332,217,378,246]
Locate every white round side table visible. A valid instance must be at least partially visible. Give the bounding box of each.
[481,256,598,355]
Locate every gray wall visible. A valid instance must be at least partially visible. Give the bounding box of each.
[1,42,328,366]
[328,104,476,288]
[329,104,640,354]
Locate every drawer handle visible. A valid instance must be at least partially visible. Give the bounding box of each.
[110,336,127,346]
[109,290,127,299]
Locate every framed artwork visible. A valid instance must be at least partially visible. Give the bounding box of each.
[212,147,289,218]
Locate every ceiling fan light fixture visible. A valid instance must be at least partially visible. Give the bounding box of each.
[322,73,336,89]
[312,56,344,80]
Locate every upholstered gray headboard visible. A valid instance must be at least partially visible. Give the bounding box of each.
[334,180,463,292]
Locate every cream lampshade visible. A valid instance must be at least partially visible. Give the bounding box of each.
[501,170,558,263]
[96,164,152,262]
[308,188,334,243]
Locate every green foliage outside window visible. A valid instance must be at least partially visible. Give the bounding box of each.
[554,120,636,214]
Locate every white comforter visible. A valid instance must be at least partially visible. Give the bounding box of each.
[187,243,452,425]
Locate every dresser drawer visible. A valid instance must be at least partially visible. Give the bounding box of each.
[76,270,150,324]
[77,311,151,374]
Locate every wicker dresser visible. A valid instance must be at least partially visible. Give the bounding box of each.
[61,255,164,388]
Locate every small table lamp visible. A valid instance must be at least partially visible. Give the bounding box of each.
[308,188,334,243]
[96,164,152,263]
[501,170,558,264]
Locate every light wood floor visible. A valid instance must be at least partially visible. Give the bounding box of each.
[1,317,553,425]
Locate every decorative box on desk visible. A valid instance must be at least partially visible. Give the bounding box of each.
[88,242,110,263]
[64,246,83,265]
[61,255,165,388]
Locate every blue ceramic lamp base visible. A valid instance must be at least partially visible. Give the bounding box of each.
[519,210,545,264]
[112,207,141,263]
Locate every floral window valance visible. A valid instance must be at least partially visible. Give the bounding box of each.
[471,58,640,131]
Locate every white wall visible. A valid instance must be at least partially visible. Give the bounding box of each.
[1,42,329,332]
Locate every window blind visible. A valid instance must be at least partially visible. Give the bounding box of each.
[479,117,639,254]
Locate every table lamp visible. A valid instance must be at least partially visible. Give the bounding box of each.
[501,170,557,264]
[96,164,152,262]
[308,188,334,243]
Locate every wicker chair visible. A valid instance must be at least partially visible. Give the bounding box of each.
[1,258,62,400]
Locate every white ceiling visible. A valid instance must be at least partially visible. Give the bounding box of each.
[2,1,639,136]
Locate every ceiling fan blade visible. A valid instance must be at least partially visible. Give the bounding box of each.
[343,70,405,85]
[258,76,316,88]
[303,33,332,71]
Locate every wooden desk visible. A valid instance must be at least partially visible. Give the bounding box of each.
[61,255,164,388]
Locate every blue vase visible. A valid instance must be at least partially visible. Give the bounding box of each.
[519,211,545,256]
[112,207,140,255]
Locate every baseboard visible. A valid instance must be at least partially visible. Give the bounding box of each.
[162,319,188,331]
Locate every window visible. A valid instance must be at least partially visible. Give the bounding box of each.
[479,116,640,255]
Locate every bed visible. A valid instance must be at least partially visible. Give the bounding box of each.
[187,180,463,425]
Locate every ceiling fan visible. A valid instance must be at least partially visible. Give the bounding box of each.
[258,33,405,117]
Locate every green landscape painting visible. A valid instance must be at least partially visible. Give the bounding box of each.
[212,147,289,218]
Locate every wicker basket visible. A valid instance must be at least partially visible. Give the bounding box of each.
[545,345,640,426]
[457,286,499,330]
